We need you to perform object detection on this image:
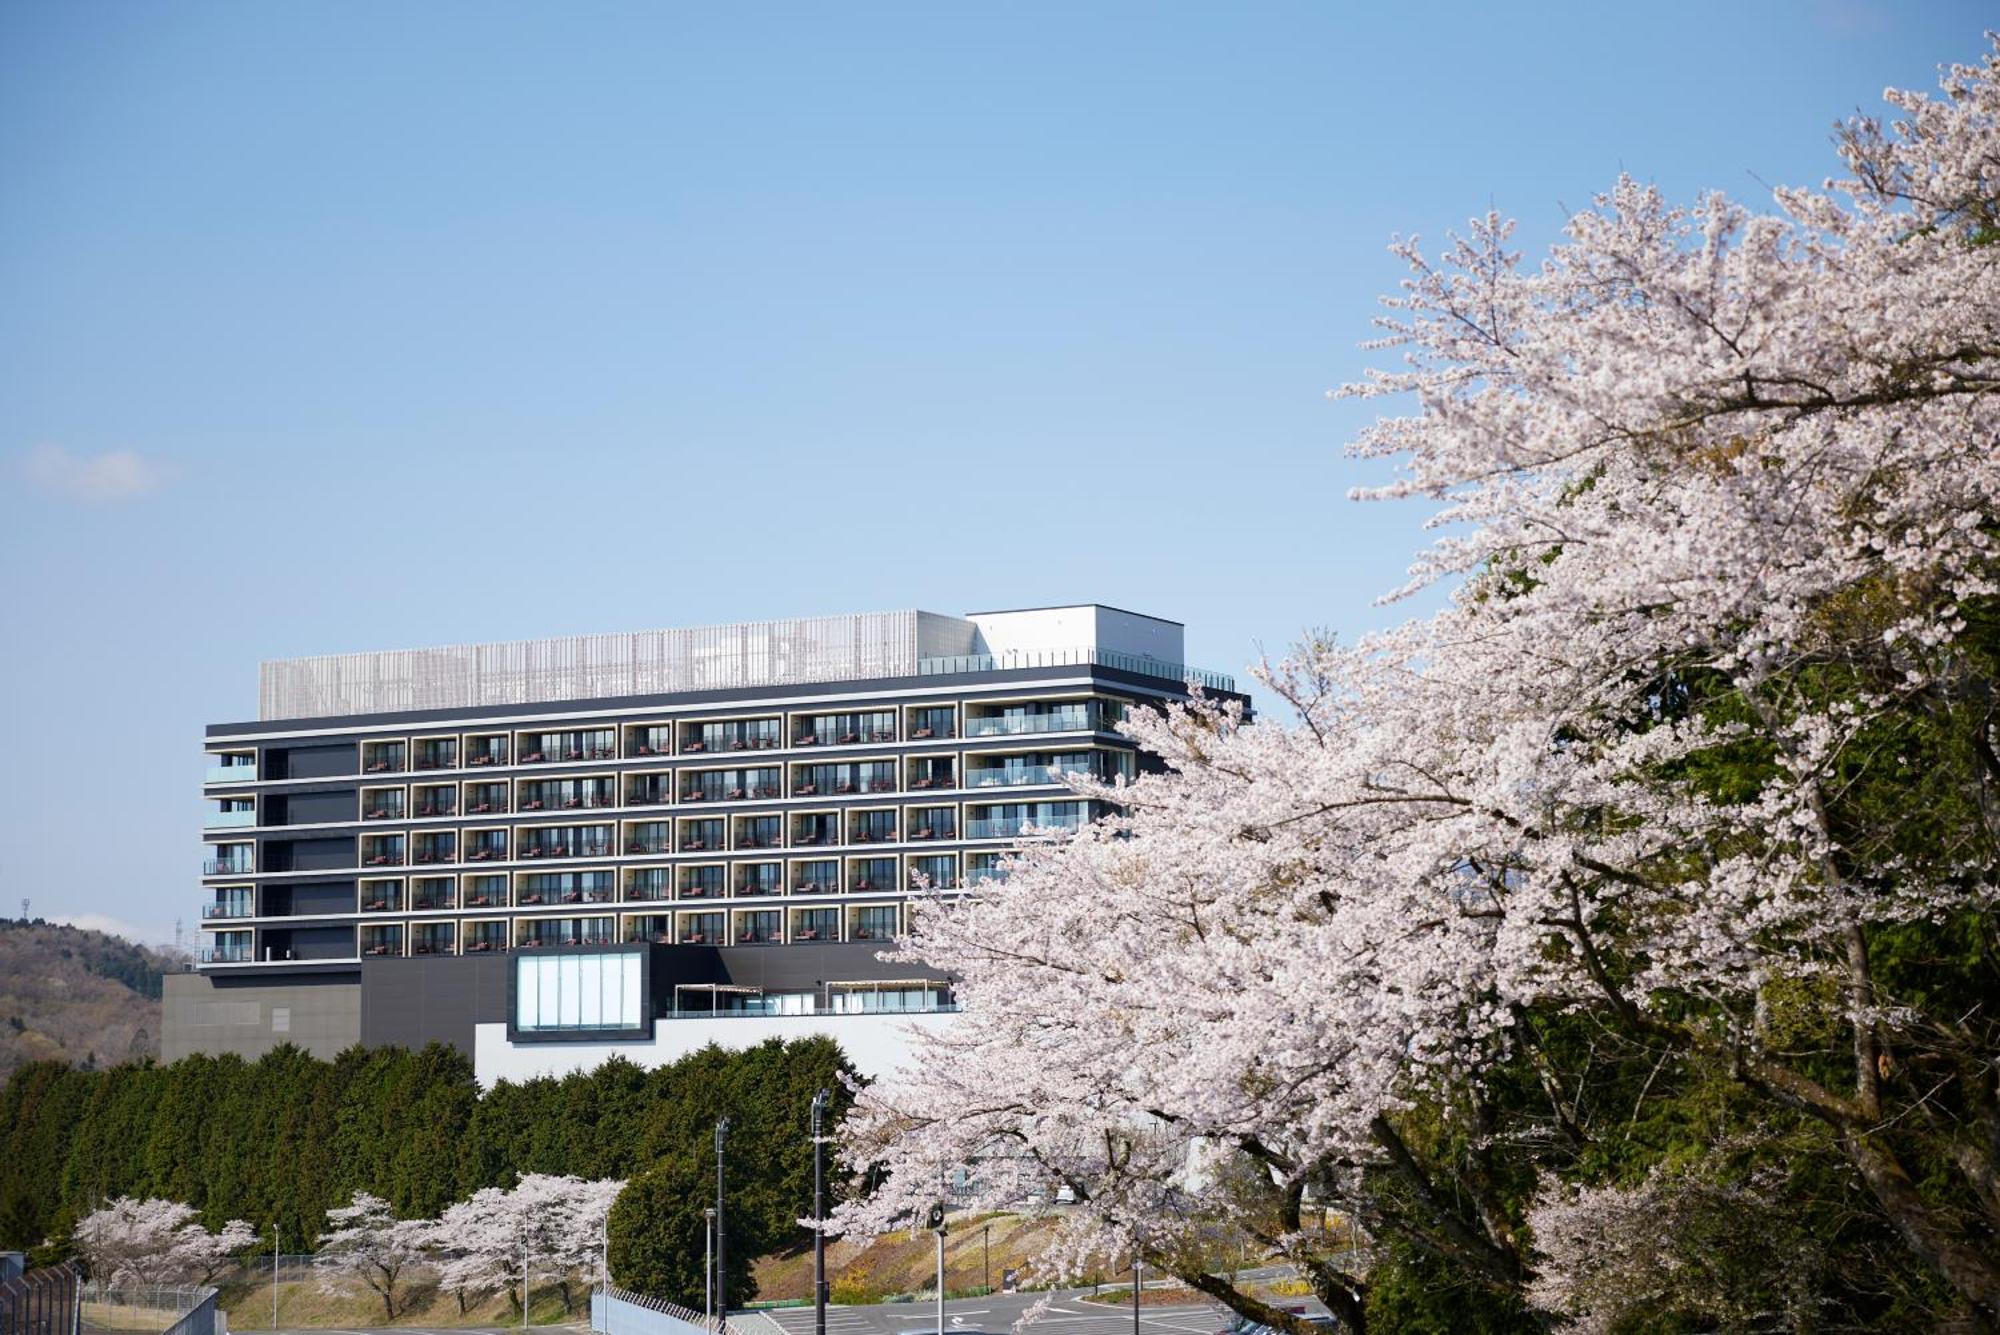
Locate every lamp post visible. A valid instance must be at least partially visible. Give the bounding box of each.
[811,1089,829,1335]
[715,1117,731,1334]
[1132,1257,1141,1335]
[983,1223,990,1296]
[270,1223,279,1331]
[704,1209,716,1329]
[925,1203,947,1335]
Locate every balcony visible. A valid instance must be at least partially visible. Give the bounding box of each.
[205,758,257,784]
[414,798,457,818]
[465,738,509,767]
[202,901,254,920]
[199,943,254,964]
[964,707,1098,738]
[967,812,1085,839]
[412,744,457,772]
[205,808,256,829]
[360,890,403,913]
[203,856,253,876]
[966,764,1065,789]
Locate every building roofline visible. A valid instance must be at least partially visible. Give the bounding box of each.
[963,603,1184,626]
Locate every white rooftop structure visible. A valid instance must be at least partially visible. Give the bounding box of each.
[257,605,1230,721]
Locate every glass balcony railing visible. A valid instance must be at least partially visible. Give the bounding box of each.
[920,646,1235,693]
[966,812,1086,839]
[198,943,255,964]
[203,856,253,876]
[965,765,1069,789]
[964,708,1098,738]
[202,901,254,919]
[205,808,256,828]
[205,761,257,784]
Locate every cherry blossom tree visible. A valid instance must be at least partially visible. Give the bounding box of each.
[72,1197,255,1287]
[422,1174,623,1315]
[838,40,2000,1332]
[315,1191,430,1321]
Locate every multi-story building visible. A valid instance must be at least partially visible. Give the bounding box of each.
[165,605,1244,1083]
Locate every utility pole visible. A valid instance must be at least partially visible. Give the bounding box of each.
[271,1223,279,1331]
[926,1203,947,1335]
[715,1117,731,1335]
[983,1223,990,1296]
[704,1209,716,1329]
[811,1089,829,1335]
[1132,1256,1141,1335]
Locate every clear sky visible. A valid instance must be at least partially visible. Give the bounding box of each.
[0,1,1987,945]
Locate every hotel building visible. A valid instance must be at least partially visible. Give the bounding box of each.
[164,606,1243,1083]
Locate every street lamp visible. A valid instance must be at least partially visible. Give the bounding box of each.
[1132,1256,1141,1335]
[811,1089,829,1335]
[982,1223,990,1296]
[926,1203,947,1335]
[715,1118,731,1334]
[704,1209,716,1328]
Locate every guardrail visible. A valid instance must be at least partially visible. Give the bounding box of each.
[592,1285,717,1335]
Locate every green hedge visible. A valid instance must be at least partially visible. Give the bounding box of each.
[0,1035,855,1300]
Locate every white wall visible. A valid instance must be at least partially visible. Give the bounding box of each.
[968,606,1184,664]
[472,1011,957,1088]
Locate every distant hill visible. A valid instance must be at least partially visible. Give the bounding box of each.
[0,919,186,1081]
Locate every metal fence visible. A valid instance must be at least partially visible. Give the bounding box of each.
[0,1264,77,1335]
[76,1283,217,1335]
[591,1286,717,1335]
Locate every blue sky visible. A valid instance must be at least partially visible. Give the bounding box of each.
[0,2,1987,945]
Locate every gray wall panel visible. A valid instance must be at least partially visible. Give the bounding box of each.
[163,971,361,1061]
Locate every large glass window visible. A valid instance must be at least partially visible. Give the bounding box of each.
[849,858,896,893]
[908,855,958,891]
[829,982,943,1013]
[463,874,507,908]
[512,947,645,1035]
[734,909,780,944]
[627,867,673,902]
[849,904,899,941]
[679,818,724,851]
[679,865,726,900]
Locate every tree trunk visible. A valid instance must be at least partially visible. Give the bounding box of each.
[1841,1130,2000,1329]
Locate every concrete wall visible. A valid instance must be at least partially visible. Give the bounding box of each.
[473,1010,956,1087]
[162,971,361,1061]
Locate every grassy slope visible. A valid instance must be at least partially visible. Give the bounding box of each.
[754,1214,1083,1304]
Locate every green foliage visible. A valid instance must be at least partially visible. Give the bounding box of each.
[0,1035,858,1285]
[1363,1244,1539,1335]
[607,1148,762,1308]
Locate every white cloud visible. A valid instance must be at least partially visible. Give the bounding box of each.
[20,444,170,502]
[44,912,179,950]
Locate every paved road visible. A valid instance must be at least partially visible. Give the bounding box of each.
[750,1289,1227,1335]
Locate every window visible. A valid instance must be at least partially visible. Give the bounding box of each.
[850,904,899,941]
[908,855,957,890]
[849,858,895,892]
[511,947,645,1036]
[830,983,943,1013]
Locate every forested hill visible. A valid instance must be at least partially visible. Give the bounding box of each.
[0,919,182,1082]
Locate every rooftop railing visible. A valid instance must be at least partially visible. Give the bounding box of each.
[921,646,1234,692]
